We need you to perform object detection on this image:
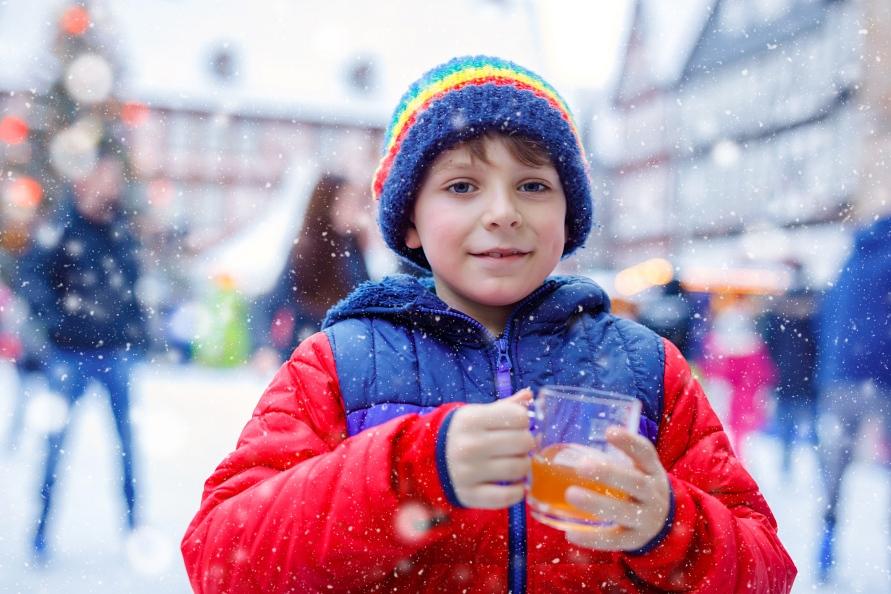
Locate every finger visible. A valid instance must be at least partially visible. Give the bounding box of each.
[574,458,649,501]
[606,428,663,476]
[471,456,531,484]
[465,483,525,509]
[504,387,533,405]
[474,429,535,458]
[479,399,533,430]
[565,486,644,529]
[455,403,528,432]
[488,388,533,427]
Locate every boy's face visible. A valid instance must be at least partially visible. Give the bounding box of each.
[406,135,566,333]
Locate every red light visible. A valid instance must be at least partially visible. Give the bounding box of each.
[121,102,150,127]
[60,5,90,37]
[7,177,44,209]
[0,116,29,145]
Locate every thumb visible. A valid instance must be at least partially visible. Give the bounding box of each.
[482,387,533,429]
[501,387,533,406]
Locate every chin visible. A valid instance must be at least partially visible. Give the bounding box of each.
[471,284,535,307]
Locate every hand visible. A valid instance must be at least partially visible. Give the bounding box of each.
[445,388,534,509]
[563,427,670,552]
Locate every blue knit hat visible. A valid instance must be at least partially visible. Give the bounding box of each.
[373,55,594,270]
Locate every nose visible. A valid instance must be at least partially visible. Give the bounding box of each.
[481,185,522,229]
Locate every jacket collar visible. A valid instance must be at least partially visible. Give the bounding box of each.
[323,274,611,344]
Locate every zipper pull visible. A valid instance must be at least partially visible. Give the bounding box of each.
[495,338,513,398]
[496,338,511,371]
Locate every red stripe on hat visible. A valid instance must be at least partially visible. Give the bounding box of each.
[373,77,574,200]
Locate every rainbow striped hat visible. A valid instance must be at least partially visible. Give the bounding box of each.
[374,55,593,270]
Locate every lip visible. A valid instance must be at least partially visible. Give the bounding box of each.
[470,248,531,259]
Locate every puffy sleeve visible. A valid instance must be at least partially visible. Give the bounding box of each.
[623,338,797,592]
[181,332,464,593]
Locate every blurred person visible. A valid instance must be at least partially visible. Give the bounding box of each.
[182,56,795,593]
[637,279,693,357]
[757,262,819,476]
[250,173,369,369]
[700,297,777,462]
[814,214,891,584]
[17,154,148,563]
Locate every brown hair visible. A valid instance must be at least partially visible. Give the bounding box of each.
[285,174,364,318]
[461,131,553,168]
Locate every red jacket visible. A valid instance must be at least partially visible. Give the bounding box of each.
[182,332,795,593]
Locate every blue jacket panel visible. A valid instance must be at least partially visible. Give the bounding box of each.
[818,216,891,389]
[323,275,665,443]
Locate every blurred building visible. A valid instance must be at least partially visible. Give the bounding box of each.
[1,0,550,287]
[596,0,863,288]
[127,104,383,252]
[858,0,891,221]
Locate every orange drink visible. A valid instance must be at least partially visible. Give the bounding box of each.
[528,443,630,531]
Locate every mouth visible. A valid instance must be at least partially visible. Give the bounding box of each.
[471,248,531,259]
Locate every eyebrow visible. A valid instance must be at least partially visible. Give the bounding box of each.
[429,157,477,176]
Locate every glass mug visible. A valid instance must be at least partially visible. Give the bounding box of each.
[527,385,642,531]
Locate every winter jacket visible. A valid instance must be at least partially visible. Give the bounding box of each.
[182,275,795,593]
[18,198,147,352]
[818,215,891,390]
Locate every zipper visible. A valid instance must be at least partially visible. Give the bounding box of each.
[418,281,553,594]
[494,334,526,594]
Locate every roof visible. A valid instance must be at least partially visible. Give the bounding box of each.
[612,0,714,103]
[3,1,639,127]
[681,0,833,80]
[106,0,545,126]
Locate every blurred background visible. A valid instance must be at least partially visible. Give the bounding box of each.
[0,0,889,592]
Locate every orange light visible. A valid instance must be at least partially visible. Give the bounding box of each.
[121,102,150,127]
[0,116,29,145]
[214,273,237,291]
[6,177,44,209]
[615,258,674,297]
[60,5,90,37]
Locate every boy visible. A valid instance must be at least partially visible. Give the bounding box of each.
[182,56,796,593]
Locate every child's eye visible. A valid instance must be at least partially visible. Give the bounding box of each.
[519,181,548,192]
[447,181,476,194]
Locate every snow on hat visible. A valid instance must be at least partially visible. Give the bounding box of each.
[372,55,594,270]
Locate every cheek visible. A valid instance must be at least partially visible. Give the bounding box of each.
[541,216,567,253]
[423,213,463,244]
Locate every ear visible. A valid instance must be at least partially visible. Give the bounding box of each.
[405,223,422,249]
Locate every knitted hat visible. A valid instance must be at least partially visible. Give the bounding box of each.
[373,55,593,270]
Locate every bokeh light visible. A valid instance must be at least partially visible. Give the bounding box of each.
[614,258,674,296]
[0,115,29,145]
[393,501,433,543]
[4,176,43,209]
[64,53,114,104]
[60,5,90,37]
